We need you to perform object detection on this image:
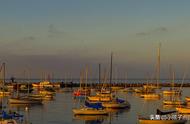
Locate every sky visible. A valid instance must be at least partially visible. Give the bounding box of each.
[0,0,190,79]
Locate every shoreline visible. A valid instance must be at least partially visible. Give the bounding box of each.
[7,82,190,88]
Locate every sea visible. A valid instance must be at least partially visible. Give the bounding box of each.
[1,79,190,124]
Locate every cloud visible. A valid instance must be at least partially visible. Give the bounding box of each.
[154,27,167,32]
[136,27,168,36]
[136,32,150,36]
[0,36,39,55]
[48,24,64,38]
[23,36,36,41]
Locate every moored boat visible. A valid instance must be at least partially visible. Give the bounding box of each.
[72,108,108,115]
[140,94,160,99]
[73,100,108,115]
[185,96,190,102]
[163,90,181,95]
[163,100,186,105]
[32,81,60,89]
[9,97,43,104]
[73,88,90,97]
[29,94,53,100]
[102,98,130,109]
[0,119,18,124]
[176,107,190,114]
[0,91,11,96]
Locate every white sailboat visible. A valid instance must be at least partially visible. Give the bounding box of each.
[101,52,130,109]
[72,107,108,115]
[9,70,42,104]
[138,44,186,124]
[163,65,182,96]
[140,73,160,99]
[73,66,108,115]
[0,63,11,96]
[163,71,185,105]
[0,63,19,124]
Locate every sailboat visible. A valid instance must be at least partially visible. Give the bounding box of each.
[0,63,23,124]
[175,72,190,114]
[163,71,185,106]
[73,66,108,115]
[0,63,11,96]
[163,65,182,96]
[140,93,160,99]
[138,105,187,124]
[87,90,112,102]
[73,107,108,115]
[102,98,130,109]
[185,96,190,102]
[155,43,162,89]
[87,65,113,102]
[140,78,160,99]
[100,52,130,109]
[138,43,187,124]
[73,70,90,97]
[73,101,109,115]
[9,70,43,104]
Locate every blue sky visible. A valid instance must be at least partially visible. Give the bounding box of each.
[0,0,190,79]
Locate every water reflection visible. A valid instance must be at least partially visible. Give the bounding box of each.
[72,107,130,124]
[74,115,108,121]
[85,120,104,124]
[106,108,129,114]
[73,115,108,124]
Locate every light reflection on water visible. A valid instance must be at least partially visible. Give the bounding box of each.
[1,87,190,124]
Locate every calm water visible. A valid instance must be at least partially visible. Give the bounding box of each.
[2,87,190,124]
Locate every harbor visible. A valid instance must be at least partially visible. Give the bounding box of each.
[0,79,190,124]
[1,0,190,124]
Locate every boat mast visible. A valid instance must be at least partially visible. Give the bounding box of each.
[99,63,101,89]
[157,43,161,88]
[85,65,88,100]
[79,70,83,89]
[27,70,31,96]
[172,71,175,92]
[109,52,113,91]
[2,63,5,111]
[172,71,175,101]
[3,63,5,87]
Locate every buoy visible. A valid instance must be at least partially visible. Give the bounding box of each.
[25,107,28,111]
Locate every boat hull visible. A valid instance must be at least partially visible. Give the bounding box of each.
[102,101,130,109]
[163,100,186,105]
[176,107,190,114]
[0,119,17,124]
[185,97,190,102]
[72,108,108,115]
[0,91,11,96]
[163,90,181,95]
[9,98,42,104]
[140,94,160,98]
